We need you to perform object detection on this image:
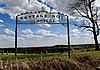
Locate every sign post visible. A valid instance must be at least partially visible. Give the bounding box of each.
[15,15,18,57]
[67,16,70,58]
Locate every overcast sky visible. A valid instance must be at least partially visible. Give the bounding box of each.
[0,0,100,48]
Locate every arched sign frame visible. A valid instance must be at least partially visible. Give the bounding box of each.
[15,8,71,58]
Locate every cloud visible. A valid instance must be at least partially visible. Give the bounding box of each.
[38,24,51,28]
[79,33,91,37]
[47,0,74,14]
[0,0,50,19]
[20,34,44,38]
[71,28,92,38]
[18,37,25,40]
[22,29,33,34]
[35,29,57,37]
[21,29,42,38]
[71,29,80,34]
[0,35,14,41]
[20,34,35,38]
[0,19,4,23]
[70,29,94,44]
[0,35,24,47]
[47,0,100,17]
[94,0,100,7]
[58,35,66,38]
[3,28,15,34]
[0,23,4,27]
[20,29,57,39]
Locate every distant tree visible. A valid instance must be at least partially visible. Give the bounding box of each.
[69,0,100,50]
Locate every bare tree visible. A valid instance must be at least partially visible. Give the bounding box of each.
[69,0,100,50]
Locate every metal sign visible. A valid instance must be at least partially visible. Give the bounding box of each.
[17,7,67,24]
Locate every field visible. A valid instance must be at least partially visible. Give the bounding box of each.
[0,49,100,70]
[0,48,100,61]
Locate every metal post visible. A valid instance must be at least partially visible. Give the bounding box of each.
[15,16,18,57]
[67,16,70,58]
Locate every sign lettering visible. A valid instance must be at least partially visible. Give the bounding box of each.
[17,9,66,24]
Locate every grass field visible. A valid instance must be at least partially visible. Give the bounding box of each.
[0,49,100,70]
[71,49,100,58]
[0,53,68,61]
[0,49,100,61]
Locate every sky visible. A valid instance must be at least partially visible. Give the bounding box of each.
[0,0,100,48]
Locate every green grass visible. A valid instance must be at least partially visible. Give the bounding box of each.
[71,49,100,58]
[0,49,100,61]
[0,53,68,61]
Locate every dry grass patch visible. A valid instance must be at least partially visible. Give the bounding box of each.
[0,56,100,70]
